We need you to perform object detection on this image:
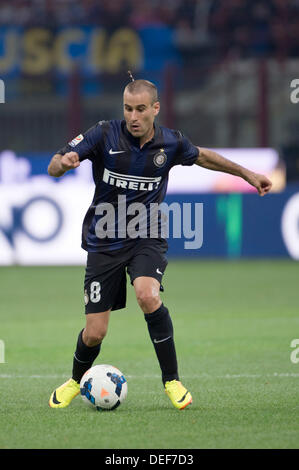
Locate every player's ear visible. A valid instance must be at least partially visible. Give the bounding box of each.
[153,101,160,116]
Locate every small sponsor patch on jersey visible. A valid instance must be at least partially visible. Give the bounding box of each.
[153,149,167,167]
[69,134,84,147]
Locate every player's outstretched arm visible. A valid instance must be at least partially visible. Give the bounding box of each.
[48,151,80,178]
[195,147,272,196]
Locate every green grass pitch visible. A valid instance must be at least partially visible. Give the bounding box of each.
[0,260,298,449]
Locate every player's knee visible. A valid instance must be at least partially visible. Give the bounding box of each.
[83,325,108,346]
[84,310,111,346]
[136,289,161,313]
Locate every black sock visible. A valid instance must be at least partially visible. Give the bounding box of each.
[144,304,179,385]
[72,329,102,383]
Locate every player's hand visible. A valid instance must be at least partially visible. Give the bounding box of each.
[61,152,80,171]
[246,172,272,196]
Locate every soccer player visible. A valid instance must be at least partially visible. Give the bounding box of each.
[48,77,272,410]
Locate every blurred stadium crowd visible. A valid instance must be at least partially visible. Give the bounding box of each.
[0,0,298,59]
[0,0,298,174]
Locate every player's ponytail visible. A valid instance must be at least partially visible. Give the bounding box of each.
[127,70,135,82]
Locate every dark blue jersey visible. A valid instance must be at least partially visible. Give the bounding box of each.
[57,119,199,252]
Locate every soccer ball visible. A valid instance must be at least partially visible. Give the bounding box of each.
[80,364,127,411]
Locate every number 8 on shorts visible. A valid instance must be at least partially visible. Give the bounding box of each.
[90,281,101,303]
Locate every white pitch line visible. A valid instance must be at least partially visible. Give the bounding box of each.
[0,372,299,379]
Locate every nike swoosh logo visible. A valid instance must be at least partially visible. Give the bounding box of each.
[178,391,189,403]
[52,391,61,405]
[156,268,163,275]
[153,336,171,344]
[109,149,126,155]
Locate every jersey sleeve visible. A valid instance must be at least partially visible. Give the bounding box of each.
[56,122,103,162]
[173,131,199,167]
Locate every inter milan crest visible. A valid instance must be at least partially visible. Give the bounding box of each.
[153,148,167,168]
[84,289,89,305]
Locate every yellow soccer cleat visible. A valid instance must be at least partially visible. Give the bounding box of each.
[49,378,80,409]
[164,380,192,410]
